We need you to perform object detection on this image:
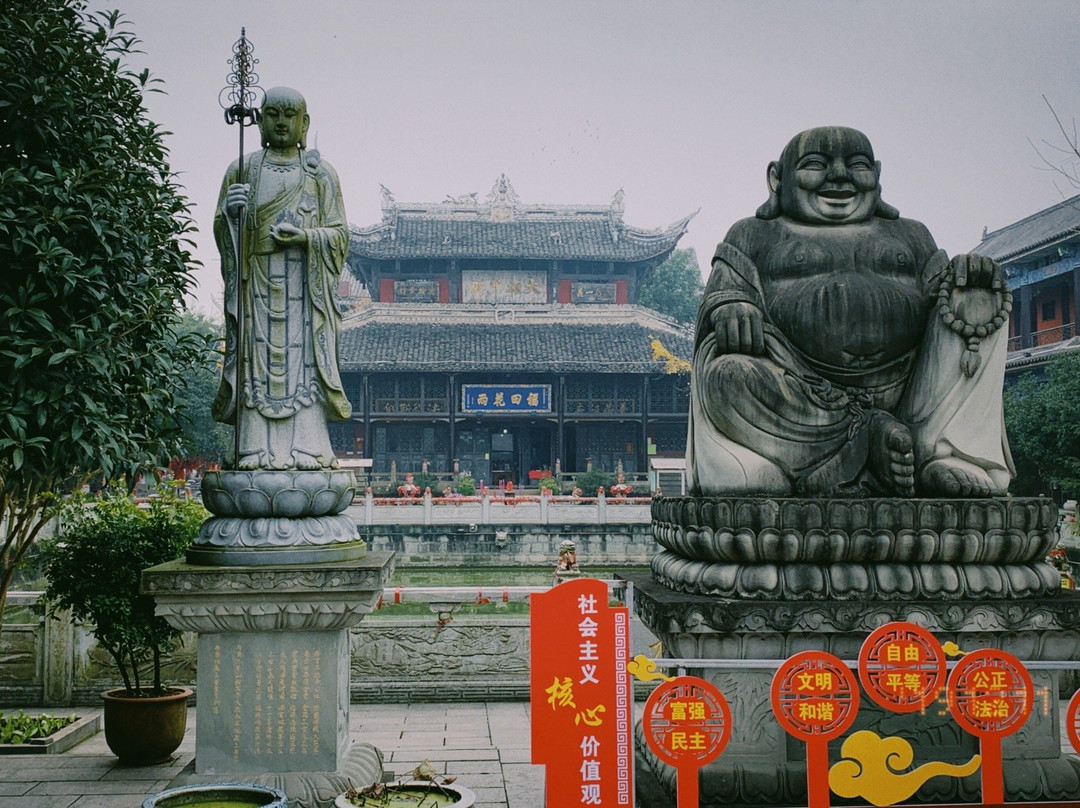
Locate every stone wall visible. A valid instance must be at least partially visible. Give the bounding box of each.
[0,603,531,707]
[1,519,657,707]
[360,522,656,566]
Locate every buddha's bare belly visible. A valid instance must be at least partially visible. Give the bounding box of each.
[765,271,928,373]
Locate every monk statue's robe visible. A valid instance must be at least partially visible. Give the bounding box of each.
[212,147,351,469]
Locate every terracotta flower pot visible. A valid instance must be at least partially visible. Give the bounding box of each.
[101,686,191,765]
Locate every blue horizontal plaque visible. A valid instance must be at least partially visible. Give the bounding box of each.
[462,384,551,413]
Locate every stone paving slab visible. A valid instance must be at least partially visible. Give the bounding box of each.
[4,797,81,808]
[0,702,540,808]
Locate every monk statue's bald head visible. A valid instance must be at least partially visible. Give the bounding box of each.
[757,126,898,223]
[260,86,310,150]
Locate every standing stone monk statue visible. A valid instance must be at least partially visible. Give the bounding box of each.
[688,126,1014,498]
[213,86,351,470]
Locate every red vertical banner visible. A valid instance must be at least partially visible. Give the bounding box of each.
[531,577,633,807]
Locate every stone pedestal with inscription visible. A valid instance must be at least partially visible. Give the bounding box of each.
[632,497,1080,807]
[142,554,394,808]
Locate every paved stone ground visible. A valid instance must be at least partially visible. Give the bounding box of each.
[0,702,543,808]
[7,699,1075,806]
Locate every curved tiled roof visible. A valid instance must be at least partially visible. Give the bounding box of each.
[350,175,695,263]
[339,304,693,374]
[973,193,1080,261]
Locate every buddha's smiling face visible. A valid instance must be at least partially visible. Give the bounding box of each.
[774,127,882,225]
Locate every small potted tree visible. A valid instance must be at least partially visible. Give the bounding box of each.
[42,483,204,764]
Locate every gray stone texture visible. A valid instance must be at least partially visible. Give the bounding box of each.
[640,126,1077,804]
[359,522,655,566]
[143,555,393,808]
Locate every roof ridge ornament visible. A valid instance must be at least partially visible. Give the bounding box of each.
[379,184,398,236]
[379,184,396,212]
[609,188,625,242]
[487,173,520,222]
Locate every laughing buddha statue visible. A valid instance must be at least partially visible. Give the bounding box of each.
[688,126,1014,498]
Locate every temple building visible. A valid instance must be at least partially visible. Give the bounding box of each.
[973,193,1080,374]
[331,176,696,485]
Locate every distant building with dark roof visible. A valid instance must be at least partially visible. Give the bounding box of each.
[973,194,1080,373]
[332,176,695,485]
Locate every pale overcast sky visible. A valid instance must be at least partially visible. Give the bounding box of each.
[91,0,1080,316]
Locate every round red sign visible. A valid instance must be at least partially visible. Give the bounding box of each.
[642,676,731,769]
[771,650,859,741]
[947,648,1033,738]
[1067,689,1080,757]
[858,621,946,712]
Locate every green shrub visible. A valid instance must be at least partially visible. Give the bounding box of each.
[456,476,477,496]
[412,472,440,493]
[538,476,560,494]
[42,485,206,695]
[575,469,617,495]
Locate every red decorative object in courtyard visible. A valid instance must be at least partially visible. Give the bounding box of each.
[642,676,731,808]
[858,621,946,713]
[947,648,1033,805]
[771,650,860,808]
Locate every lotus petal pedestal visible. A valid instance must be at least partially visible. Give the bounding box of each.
[189,470,366,566]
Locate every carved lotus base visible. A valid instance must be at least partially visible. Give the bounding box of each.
[653,496,1057,564]
[189,513,366,566]
[651,495,1059,598]
[201,469,356,518]
[651,550,1062,600]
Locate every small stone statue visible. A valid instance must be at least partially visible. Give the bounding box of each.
[213,86,351,470]
[553,539,580,584]
[689,126,1013,498]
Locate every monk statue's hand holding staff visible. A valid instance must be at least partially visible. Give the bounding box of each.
[225,183,249,219]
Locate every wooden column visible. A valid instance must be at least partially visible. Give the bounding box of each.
[557,375,565,472]
[1072,267,1080,338]
[448,373,457,473]
[362,374,371,466]
[1020,284,1033,348]
[641,376,650,475]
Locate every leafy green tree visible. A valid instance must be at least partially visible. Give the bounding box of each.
[175,313,230,464]
[638,248,704,325]
[1003,352,1080,499]
[0,1,200,631]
